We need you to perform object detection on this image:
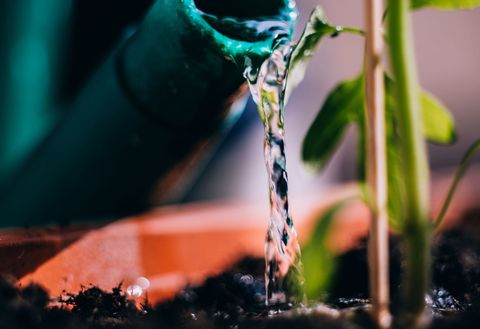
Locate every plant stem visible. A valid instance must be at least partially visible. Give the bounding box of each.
[433,139,480,228]
[387,0,431,325]
[364,0,390,328]
[338,26,366,36]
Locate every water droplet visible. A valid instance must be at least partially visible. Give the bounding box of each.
[126,284,143,298]
[240,274,254,285]
[330,26,344,38]
[281,228,289,245]
[136,277,150,290]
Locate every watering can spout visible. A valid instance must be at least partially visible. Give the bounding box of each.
[0,0,297,228]
[120,0,297,127]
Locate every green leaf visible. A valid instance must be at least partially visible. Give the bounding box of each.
[354,75,406,230]
[285,6,337,102]
[383,75,456,145]
[302,201,350,299]
[302,72,455,229]
[285,7,363,102]
[383,76,455,228]
[421,91,456,144]
[412,0,480,10]
[302,75,363,169]
[434,139,480,228]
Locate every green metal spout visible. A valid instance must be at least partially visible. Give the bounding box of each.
[0,0,297,227]
[120,0,297,126]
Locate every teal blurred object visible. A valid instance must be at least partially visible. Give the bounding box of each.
[0,0,71,181]
[0,0,297,227]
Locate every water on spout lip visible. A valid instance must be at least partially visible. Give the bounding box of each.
[199,12,292,43]
[243,40,304,305]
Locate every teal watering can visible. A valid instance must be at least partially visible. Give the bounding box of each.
[0,0,297,227]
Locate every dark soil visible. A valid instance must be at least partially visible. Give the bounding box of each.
[1,210,479,329]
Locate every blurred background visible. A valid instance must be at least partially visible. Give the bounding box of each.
[0,0,479,211]
[188,0,480,202]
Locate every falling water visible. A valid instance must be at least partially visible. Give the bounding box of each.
[244,41,304,305]
[197,2,303,305]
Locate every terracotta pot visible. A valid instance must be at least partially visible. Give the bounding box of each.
[14,185,365,303]
[2,168,479,304]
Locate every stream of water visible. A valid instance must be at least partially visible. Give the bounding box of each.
[198,4,304,305]
[244,41,304,305]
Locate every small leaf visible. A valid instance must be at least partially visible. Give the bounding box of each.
[412,0,480,10]
[421,91,456,144]
[302,75,364,169]
[302,201,352,299]
[284,6,363,103]
[285,6,337,102]
[383,77,456,228]
[383,75,456,144]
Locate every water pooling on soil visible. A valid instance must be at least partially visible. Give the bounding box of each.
[243,41,304,305]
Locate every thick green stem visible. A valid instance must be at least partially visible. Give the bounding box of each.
[404,221,431,315]
[387,0,430,323]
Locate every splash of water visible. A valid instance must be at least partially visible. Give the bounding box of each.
[244,41,304,305]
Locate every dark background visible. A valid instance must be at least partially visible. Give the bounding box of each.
[60,0,153,101]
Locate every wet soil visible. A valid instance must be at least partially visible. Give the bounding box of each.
[1,209,479,329]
